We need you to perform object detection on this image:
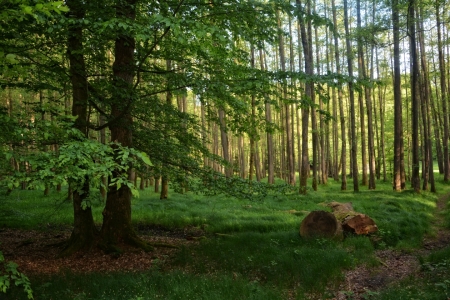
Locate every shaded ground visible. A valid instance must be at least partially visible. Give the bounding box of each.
[335,192,450,299]
[1,194,449,299]
[0,225,204,275]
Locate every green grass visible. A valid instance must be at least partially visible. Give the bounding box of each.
[8,270,284,300]
[1,175,450,299]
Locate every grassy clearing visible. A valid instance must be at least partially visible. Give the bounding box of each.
[1,176,450,299]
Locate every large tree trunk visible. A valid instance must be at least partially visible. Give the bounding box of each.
[100,0,151,251]
[61,0,98,257]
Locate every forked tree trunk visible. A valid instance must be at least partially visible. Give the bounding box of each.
[100,0,151,251]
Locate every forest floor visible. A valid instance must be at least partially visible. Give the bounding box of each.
[335,192,450,299]
[1,194,449,299]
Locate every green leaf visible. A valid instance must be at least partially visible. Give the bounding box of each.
[136,152,153,166]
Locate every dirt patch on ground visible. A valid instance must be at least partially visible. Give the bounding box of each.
[0,225,204,276]
[335,192,450,300]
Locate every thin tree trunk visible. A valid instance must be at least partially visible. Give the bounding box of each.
[436,2,450,181]
[357,0,375,189]
[332,0,346,190]
[298,0,312,193]
[218,108,232,177]
[260,50,274,184]
[408,0,421,192]
[344,0,359,192]
[393,0,403,190]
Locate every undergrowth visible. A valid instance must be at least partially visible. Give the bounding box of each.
[1,175,450,299]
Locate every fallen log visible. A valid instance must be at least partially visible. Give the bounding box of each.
[327,201,378,235]
[299,210,343,240]
[299,202,378,239]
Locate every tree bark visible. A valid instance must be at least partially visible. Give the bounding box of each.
[260,49,274,184]
[436,2,450,182]
[100,0,151,251]
[61,0,98,257]
[408,0,421,192]
[298,0,312,193]
[332,0,347,190]
[344,0,359,192]
[357,0,375,189]
[393,0,403,191]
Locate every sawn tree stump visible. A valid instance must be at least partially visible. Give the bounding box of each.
[299,211,343,240]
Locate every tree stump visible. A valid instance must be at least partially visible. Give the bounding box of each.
[299,211,343,240]
[327,201,378,235]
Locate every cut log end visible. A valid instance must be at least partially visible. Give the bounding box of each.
[342,214,378,235]
[299,211,343,240]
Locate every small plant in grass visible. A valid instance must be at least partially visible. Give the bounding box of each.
[0,248,33,299]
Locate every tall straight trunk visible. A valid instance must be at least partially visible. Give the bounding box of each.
[418,9,434,191]
[344,0,359,192]
[326,2,339,181]
[408,0,420,192]
[376,51,387,181]
[314,2,327,185]
[249,46,256,181]
[289,17,297,180]
[430,55,444,174]
[160,60,172,200]
[436,2,450,181]
[357,0,375,189]
[260,50,274,184]
[277,12,295,185]
[218,108,232,177]
[297,0,312,193]
[200,102,208,169]
[332,0,346,190]
[296,22,304,180]
[61,0,98,257]
[392,0,403,191]
[238,135,246,178]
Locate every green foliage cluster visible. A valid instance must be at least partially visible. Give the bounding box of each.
[0,247,33,299]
